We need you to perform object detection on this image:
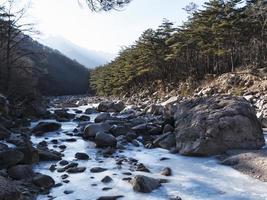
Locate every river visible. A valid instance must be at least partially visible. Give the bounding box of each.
[31,105,267,200]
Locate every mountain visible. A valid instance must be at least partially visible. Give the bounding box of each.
[20,36,90,96]
[39,36,115,68]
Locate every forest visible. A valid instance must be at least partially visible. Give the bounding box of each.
[90,0,267,96]
[0,0,89,104]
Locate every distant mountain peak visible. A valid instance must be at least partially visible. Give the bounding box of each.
[39,35,115,68]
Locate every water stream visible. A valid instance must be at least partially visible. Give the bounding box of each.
[32,106,267,200]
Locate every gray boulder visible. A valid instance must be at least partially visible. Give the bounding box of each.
[130,175,161,193]
[153,132,176,150]
[83,123,111,138]
[33,174,55,189]
[174,96,265,156]
[95,132,117,148]
[95,113,111,123]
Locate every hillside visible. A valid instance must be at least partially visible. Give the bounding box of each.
[20,37,90,96]
[40,36,114,68]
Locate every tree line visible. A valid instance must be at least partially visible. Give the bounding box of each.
[90,0,267,96]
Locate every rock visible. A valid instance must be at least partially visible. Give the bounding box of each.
[54,109,75,120]
[38,149,62,161]
[32,122,61,135]
[17,146,39,164]
[131,124,148,135]
[220,148,267,182]
[64,190,74,194]
[33,174,55,189]
[0,176,21,200]
[113,101,126,112]
[0,94,9,115]
[173,96,265,156]
[83,123,111,138]
[160,167,172,176]
[97,196,124,200]
[97,101,125,112]
[75,152,89,160]
[8,165,34,180]
[85,107,98,114]
[132,139,140,147]
[101,176,113,183]
[97,101,114,112]
[0,125,11,140]
[130,175,161,193]
[161,96,180,107]
[110,125,129,137]
[169,196,182,200]
[125,131,137,142]
[163,124,174,133]
[153,132,176,150]
[102,187,112,191]
[0,149,24,169]
[135,163,150,173]
[74,115,91,122]
[146,104,164,115]
[66,167,86,174]
[95,113,111,123]
[90,167,107,173]
[0,143,8,151]
[95,132,117,148]
[61,174,68,179]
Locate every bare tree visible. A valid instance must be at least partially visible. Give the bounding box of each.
[84,0,132,11]
[0,0,37,94]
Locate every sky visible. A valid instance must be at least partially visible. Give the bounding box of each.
[25,0,207,55]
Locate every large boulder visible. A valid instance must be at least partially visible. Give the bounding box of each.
[83,123,111,138]
[95,132,117,148]
[32,122,61,135]
[173,96,265,156]
[38,149,62,161]
[32,174,55,189]
[130,175,161,193]
[0,176,21,200]
[95,113,111,123]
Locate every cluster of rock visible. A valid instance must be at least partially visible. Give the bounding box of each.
[0,95,58,199]
[81,96,264,157]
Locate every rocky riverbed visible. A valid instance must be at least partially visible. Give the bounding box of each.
[1,94,267,200]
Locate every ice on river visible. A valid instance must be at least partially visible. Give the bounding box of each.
[32,108,267,200]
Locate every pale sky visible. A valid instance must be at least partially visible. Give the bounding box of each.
[26,0,206,54]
